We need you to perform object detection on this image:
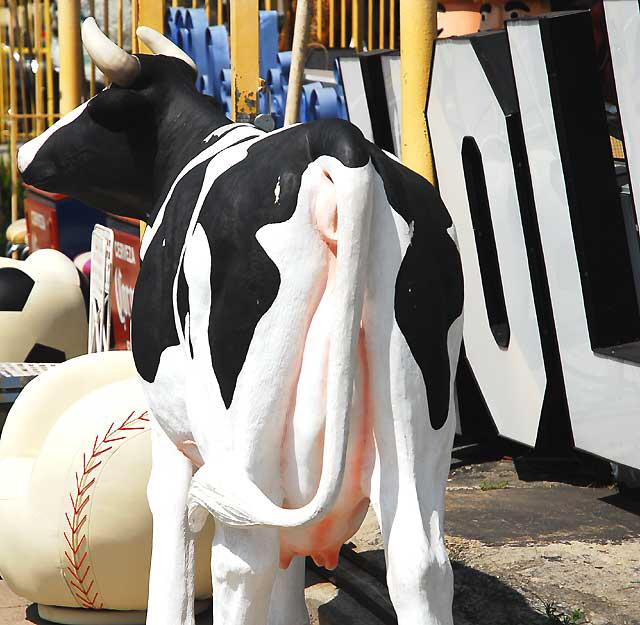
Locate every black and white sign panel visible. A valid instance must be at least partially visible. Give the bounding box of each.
[428,33,557,448]
[507,11,640,470]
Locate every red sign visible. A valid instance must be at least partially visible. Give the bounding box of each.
[110,227,140,351]
[25,194,59,251]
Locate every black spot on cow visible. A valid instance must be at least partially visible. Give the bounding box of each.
[0,268,35,312]
[195,120,369,409]
[371,148,464,430]
[132,161,212,382]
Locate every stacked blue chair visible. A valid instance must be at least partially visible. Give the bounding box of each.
[166,8,348,127]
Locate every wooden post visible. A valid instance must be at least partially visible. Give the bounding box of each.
[284,0,310,125]
[230,0,259,123]
[400,0,436,182]
[57,0,83,114]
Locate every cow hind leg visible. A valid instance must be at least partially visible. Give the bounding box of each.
[267,556,309,625]
[211,525,280,625]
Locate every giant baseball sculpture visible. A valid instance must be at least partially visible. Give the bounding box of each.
[18,19,464,625]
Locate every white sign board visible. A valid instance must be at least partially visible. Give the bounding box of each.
[88,225,114,354]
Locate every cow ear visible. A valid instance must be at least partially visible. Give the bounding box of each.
[87,87,148,132]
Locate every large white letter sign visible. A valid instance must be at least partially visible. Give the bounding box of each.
[508,11,640,469]
[428,32,568,448]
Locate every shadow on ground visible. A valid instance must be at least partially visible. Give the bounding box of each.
[310,547,550,625]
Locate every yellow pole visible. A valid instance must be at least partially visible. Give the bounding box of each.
[44,0,54,124]
[205,0,211,24]
[230,0,259,123]
[317,0,322,42]
[351,0,360,51]
[103,0,109,37]
[117,0,123,46]
[340,0,345,47]
[0,3,6,144]
[34,0,44,134]
[131,0,139,52]
[400,0,435,182]
[379,0,384,48]
[137,0,164,52]
[367,0,371,49]
[89,0,96,95]
[217,0,222,24]
[389,0,394,48]
[58,0,83,114]
[329,0,334,47]
[8,0,18,224]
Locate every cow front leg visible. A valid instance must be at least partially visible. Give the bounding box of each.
[212,524,280,625]
[146,419,196,625]
[267,556,309,625]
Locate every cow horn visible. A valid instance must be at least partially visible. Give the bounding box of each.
[82,18,140,86]
[136,26,197,74]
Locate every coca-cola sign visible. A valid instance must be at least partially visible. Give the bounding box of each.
[110,228,140,350]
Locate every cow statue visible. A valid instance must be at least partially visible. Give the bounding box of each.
[18,18,464,625]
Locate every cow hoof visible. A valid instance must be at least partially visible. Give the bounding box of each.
[188,500,209,533]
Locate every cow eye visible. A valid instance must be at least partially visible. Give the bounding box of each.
[0,268,35,311]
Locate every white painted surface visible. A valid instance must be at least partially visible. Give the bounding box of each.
[337,57,374,143]
[381,55,401,156]
[508,18,640,468]
[428,38,546,447]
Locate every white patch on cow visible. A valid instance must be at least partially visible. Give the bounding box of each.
[141,125,264,260]
[17,101,89,173]
[274,178,281,204]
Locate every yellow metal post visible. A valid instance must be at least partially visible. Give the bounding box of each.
[8,0,19,224]
[230,0,259,123]
[340,0,345,47]
[44,0,54,124]
[317,0,322,42]
[217,0,222,24]
[389,0,395,48]
[34,0,44,134]
[0,4,6,145]
[89,0,96,95]
[367,0,372,49]
[117,0,123,45]
[379,0,384,48]
[58,0,83,114]
[329,0,334,47]
[351,0,360,51]
[400,0,436,182]
[137,0,164,52]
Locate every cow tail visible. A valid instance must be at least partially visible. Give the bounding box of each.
[188,157,374,529]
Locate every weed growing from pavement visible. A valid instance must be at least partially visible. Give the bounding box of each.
[479,479,509,491]
[533,595,588,625]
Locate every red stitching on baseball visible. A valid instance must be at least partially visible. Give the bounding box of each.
[63,411,149,610]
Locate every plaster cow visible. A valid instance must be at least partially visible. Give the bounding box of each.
[18,19,464,625]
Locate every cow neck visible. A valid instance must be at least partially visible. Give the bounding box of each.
[150,93,231,217]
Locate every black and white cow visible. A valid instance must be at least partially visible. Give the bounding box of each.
[19,19,463,625]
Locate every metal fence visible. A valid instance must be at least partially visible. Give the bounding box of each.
[1,0,398,229]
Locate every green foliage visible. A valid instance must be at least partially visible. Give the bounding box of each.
[479,479,509,491]
[544,601,587,625]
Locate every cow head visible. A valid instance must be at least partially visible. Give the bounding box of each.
[18,19,227,221]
